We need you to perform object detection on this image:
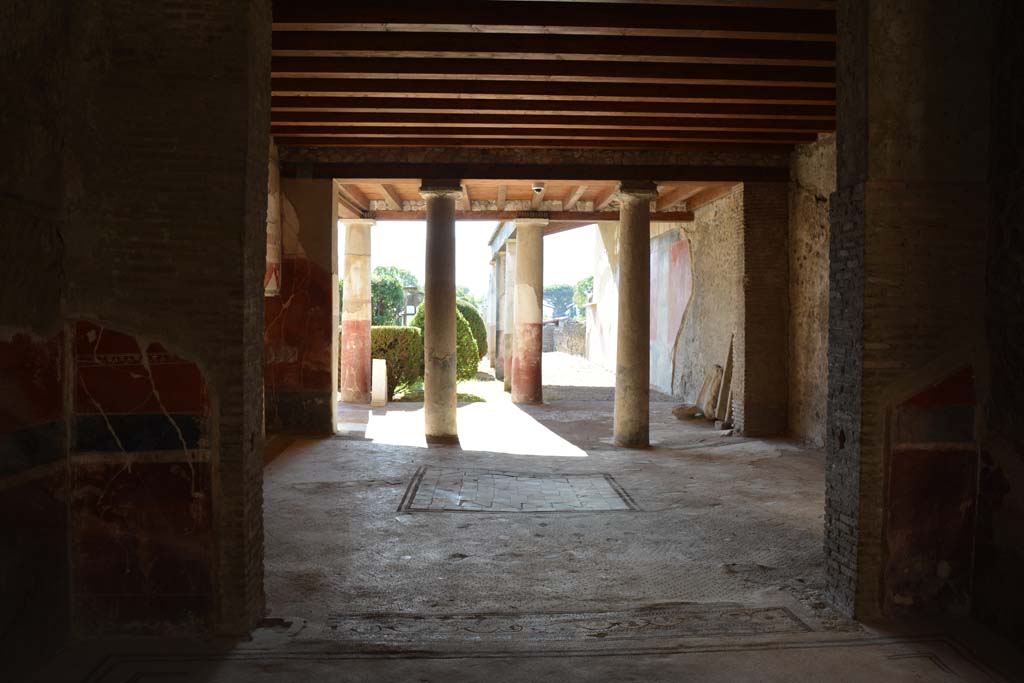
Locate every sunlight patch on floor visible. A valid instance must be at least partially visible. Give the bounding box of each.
[340,397,587,458]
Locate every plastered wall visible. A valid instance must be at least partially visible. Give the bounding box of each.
[788,136,835,447]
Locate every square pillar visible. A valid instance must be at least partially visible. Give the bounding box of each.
[339,220,374,403]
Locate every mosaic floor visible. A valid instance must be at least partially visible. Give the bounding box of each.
[399,466,639,512]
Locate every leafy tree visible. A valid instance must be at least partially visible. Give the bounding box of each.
[573,275,594,318]
[374,265,419,289]
[456,285,483,310]
[371,326,424,400]
[338,279,344,315]
[456,300,487,359]
[544,283,575,319]
[371,273,405,325]
[411,303,481,381]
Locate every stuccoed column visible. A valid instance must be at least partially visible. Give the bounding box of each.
[503,239,517,392]
[493,251,506,381]
[512,219,546,404]
[420,182,461,442]
[339,220,374,403]
[614,181,657,447]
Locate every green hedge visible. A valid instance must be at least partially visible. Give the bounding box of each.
[456,300,488,359]
[370,325,424,400]
[411,303,481,381]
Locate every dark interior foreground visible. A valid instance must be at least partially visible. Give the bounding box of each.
[2,1,1023,680]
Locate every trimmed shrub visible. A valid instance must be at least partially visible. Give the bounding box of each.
[411,303,481,381]
[456,299,488,359]
[370,325,424,400]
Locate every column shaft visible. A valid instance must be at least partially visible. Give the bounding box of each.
[512,221,545,404]
[421,184,460,441]
[339,221,373,403]
[614,182,657,447]
[502,240,517,392]
[494,252,506,380]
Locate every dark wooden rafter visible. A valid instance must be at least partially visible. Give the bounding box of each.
[272,31,835,66]
[271,79,834,104]
[272,2,836,41]
[370,210,693,222]
[285,160,789,183]
[271,2,835,156]
[270,57,834,88]
[272,96,834,121]
[272,111,829,132]
[271,126,818,144]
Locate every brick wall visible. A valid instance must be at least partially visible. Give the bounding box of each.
[0,0,271,645]
[738,183,789,437]
[827,0,992,619]
[975,0,1024,642]
[789,136,835,447]
[671,183,788,436]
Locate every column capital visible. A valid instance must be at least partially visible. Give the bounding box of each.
[342,218,376,228]
[617,180,658,201]
[514,217,549,229]
[419,180,463,198]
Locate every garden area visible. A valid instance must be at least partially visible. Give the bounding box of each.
[340,266,490,403]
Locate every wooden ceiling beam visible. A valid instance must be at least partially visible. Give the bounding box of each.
[378,183,403,210]
[271,111,830,132]
[336,197,362,219]
[272,31,835,66]
[655,183,705,210]
[686,183,740,210]
[271,57,834,88]
[593,185,619,210]
[285,162,789,183]
[367,210,694,222]
[271,96,834,120]
[272,3,836,42]
[544,221,598,237]
[271,78,835,105]
[563,185,588,211]
[271,125,818,144]
[338,183,370,210]
[274,137,799,151]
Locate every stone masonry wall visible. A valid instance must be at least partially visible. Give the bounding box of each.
[0,1,271,652]
[672,186,742,407]
[789,136,836,446]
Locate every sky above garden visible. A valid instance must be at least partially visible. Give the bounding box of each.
[338,221,597,303]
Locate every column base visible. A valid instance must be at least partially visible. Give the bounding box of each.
[613,433,650,449]
[425,434,461,445]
